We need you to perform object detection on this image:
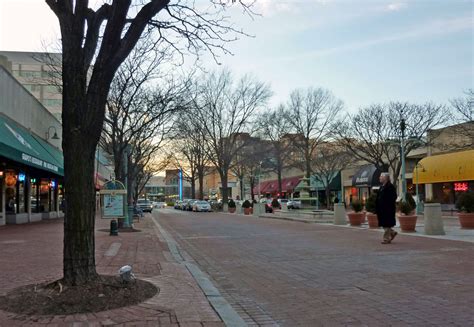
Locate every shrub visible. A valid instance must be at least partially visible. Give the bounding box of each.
[405,193,416,211]
[351,200,363,212]
[456,192,474,213]
[424,198,436,203]
[242,200,252,208]
[228,199,236,208]
[271,198,280,208]
[365,193,377,213]
[398,200,414,215]
[166,202,175,207]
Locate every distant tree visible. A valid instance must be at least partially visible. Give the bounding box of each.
[196,70,271,204]
[311,143,351,208]
[284,88,344,180]
[46,0,256,285]
[450,89,474,147]
[334,102,449,188]
[257,105,297,195]
[170,110,211,200]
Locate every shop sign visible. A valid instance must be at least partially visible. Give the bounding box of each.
[454,182,468,192]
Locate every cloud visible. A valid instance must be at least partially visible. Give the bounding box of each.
[386,2,407,12]
[254,0,332,16]
[276,15,472,62]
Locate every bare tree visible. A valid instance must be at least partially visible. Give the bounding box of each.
[196,70,271,204]
[46,0,255,285]
[450,89,474,147]
[335,102,449,188]
[170,112,211,200]
[311,143,351,208]
[257,105,297,195]
[284,88,344,181]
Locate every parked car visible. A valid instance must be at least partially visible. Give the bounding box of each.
[193,200,212,212]
[137,199,153,213]
[179,200,189,210]
[287,199,302,209]
[174,201,182,209]
[185,199,199,211]
[278,199,289,206]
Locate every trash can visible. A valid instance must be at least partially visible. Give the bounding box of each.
[110,219,118,236]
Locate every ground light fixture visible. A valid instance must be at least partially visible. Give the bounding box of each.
[46,126,60,140]
[119,265,135,282]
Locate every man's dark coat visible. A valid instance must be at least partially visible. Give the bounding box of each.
[376,182,397,228]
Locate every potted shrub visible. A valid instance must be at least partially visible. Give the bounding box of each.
[228,199,236,213]
[397,193,417,232]
[347,200,364,226]
[365,193,378,228]
[242,200,252,215]
[456,192,474,229]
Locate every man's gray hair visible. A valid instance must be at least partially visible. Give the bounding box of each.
[381,172,391,181]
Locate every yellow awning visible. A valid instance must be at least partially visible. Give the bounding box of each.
[412,150,474,184]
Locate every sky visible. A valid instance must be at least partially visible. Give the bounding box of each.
[0,0,472,111]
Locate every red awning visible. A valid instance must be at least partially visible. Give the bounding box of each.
[253,176,303,195]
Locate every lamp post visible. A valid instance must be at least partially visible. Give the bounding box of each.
[400,116,407,199]
[257,161,262,201]
[415,162,425,214]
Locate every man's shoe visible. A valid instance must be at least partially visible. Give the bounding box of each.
[390,231,398,241]
[381,240,391,244]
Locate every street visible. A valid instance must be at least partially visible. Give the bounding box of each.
[156,209,474,327]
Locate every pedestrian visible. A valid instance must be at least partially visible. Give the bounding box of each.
[376,172,398,244]
[334,196,339,204]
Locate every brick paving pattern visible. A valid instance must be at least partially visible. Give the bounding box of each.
[158,209,474,327]
[0,216,223,327]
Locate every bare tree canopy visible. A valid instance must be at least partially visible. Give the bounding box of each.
[335,102,449,186]
[449,89,474,147]
[195,69,272,203]
[256,105,296,194]
[46,0,256,285]
[284,87,344,178]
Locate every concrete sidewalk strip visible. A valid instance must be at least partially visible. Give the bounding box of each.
[152,214,247,327]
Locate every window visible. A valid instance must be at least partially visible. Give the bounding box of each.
[19,70,42,78]
[43,85,60,93]
[23,84,40,92]
[42,99,62,106]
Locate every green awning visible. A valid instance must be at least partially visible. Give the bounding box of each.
[310,171,341,190]
[0,114,64,176]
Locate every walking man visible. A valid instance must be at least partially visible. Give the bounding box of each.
[376,172,398,244]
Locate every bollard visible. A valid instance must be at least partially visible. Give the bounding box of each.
[110,219,118,236]
[334,203,347,225]
[424,203,445,235]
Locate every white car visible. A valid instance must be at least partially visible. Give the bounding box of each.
[287,199,302,209]
[192,200,212,212]
[154,202,166,208]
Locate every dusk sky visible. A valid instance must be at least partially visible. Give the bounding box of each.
[1,0,472,111]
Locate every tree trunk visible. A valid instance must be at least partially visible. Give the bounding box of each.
[63,136,98,285]
[325,185,331,209]
[240,175,244,200]
[220,171,229,203]
[191,177,196,199]
[198,172,204,200]
[250,177,255,201]
[277,169,283,196]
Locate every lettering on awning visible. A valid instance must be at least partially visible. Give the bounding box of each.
[22,153,59,173]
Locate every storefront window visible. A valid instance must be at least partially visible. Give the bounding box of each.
[433,183,454,204]
[17,177,26,213]
[31,179,39,213]
[40,179,51,212]
[5,170,17,214]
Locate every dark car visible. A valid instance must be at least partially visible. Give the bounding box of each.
[137,199,153,213]
[265,199,281,213]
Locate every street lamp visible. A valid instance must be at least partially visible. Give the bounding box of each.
[415,162,425,214]
[400,115,407,199]
[46,126,60,140]
[257,160,263,201]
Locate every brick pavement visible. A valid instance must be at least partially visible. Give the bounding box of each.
[159,209,474,327]
[0,215,223,327]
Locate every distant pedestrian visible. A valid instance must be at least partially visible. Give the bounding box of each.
[334,196,339,204]
[376,173,398,244]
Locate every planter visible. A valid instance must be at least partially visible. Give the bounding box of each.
[250,207,253,214]
[228,207,236,213]
[397,214,417,232]
[244,207,251,215]
[458,212,474,229]
[366,212,379,228]
[347,212,365,226]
